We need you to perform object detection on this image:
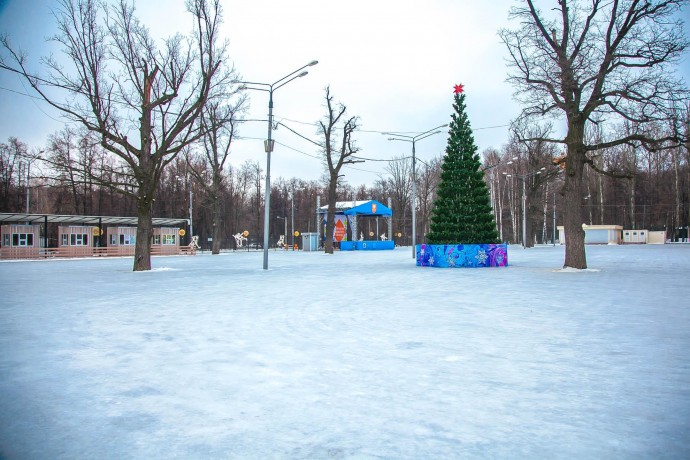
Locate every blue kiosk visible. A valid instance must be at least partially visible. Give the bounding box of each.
[318,199,395,251]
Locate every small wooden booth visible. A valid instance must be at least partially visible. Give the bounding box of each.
[0,224,42,259]
[558,224,623,245]
[104,226,137,256]
[151,227,182,255]
[58,225,99,257]
[0,213,190,260]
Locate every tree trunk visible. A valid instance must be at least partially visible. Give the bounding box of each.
[134,191,153,271]
[212,192,222,254]
[629,174,636,230]
[134,86,155,272]
[562,121,588,269]
[525,194,534,248]
[673,147,680,242]
[525,184,538,248]
[598,165,604,225]
[542,182,549,244]
[324,176,337,254]
[508,179,517,243]
[497,183,504,242]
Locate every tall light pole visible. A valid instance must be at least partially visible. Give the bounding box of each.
[23,150,43,214]
[177,176,193,244]
[240,60,318,269]
[290,193,295,250]
[503,167,546,248]
[188,186,193,242]
[385,124,448,258]
[552,190,557,246]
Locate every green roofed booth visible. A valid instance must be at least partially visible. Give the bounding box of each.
[317,199,395,250]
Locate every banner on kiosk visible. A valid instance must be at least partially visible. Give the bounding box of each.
[327,215,348,242]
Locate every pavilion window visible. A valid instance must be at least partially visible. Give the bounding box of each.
[12,233,33,247]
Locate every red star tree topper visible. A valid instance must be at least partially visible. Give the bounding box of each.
[453,83,464,94]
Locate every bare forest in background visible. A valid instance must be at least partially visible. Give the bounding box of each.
[2,118,689,250]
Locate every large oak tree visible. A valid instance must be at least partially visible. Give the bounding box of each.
[1,0,231,270]
[500,0,689,268]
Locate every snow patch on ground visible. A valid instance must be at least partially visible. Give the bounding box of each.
[1,244,689,459]
[553,267,602,273]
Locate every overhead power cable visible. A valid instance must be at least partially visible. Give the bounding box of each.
[276,115,510,134]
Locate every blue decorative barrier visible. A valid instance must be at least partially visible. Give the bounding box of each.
[341,240,395,251]
[416,243,508,268]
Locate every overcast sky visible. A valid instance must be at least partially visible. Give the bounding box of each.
[1,0,688,186]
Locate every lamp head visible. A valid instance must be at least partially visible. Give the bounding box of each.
[298,71,308,78]
[308,60,319,66]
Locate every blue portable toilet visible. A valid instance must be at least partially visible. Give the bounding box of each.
[301,232,318,251]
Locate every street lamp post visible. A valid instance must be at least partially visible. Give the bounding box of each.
[290,193,295,250]
[25,161,30,213]
[385,124,448,258]
[23,151,44,214]
[188,186,193,242]
[552,191,557,246]
[240,60,318,269]
[177,176,193,244]
[503,167,546,248]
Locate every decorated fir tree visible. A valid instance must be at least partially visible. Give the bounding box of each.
[426,84,500,245]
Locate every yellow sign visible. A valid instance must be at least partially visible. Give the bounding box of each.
[179,229,186,236]
[294,231,300,237]
[92,227,103,236]
[242,230,249,237]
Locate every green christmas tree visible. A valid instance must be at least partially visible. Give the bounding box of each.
[426,84,500,245]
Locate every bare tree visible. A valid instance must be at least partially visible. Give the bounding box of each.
[376,156,412,241]
[509,123,563,247]
[416,155,442,241]
[500,0,690,268]
[1,0,230,270]
[0,137,28,211]
[46,127,105,215]
[317,86,362,254]
[187,90,245,254]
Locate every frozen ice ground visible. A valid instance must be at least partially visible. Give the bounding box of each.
[1,244,689,459]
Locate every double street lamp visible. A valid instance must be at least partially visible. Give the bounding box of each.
[240,60,318,269]
[385,124,448,258]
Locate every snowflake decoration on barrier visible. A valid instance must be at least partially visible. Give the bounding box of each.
[475,249,488,265]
